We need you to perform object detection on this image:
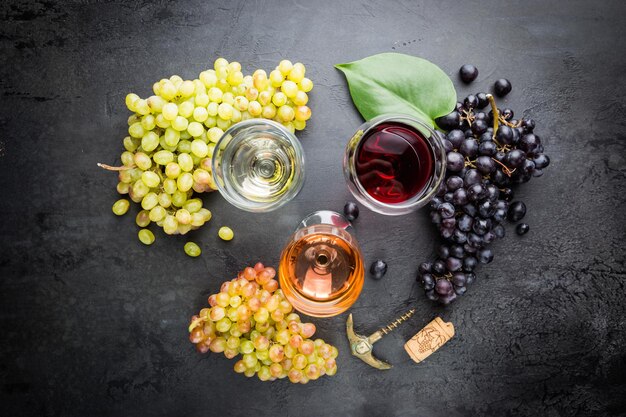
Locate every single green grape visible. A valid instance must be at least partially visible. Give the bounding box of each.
[141,131,160,152]
[218,226,234,241]
[135,210,150,227]
[184,242,201,257]
[217,103,234,120]
[141,114,156,131]
[141,171,161,188]
[192,107,208,123]
[299,77,313,92]
[281,80,298,98]
[272,92,287,107]
[178,101,194,118]
[177,173,193,192]
[141,192,159,210]
[277,105,295,122]
[123,136,140,152]
[128,122,144,138]
[153,150,174,165]
[138,229,155,245]
[163,215,178,235]
[187,122,204,138]
[112,199,130,216]
[172,116,189,132]
[178,153,194,172]
[190,139,208,158]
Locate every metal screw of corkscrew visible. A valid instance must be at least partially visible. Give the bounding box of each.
[346,309,416,370]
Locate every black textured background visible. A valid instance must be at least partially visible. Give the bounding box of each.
[1,0,625,416]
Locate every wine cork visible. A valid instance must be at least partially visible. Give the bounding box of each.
[404,317,454,364]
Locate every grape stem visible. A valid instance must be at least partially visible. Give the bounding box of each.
[486,94,500,145]
[491,157,516,177]
[460,108,475,126]
[97,162,135,171]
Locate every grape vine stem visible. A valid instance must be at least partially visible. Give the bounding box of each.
[97,163,135,171]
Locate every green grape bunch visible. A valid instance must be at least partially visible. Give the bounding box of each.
[102,58,313,245]
[188,263,338,384]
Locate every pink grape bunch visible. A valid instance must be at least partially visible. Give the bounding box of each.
[188,262,338,383]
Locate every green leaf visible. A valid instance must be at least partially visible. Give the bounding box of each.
[335,53,457,127]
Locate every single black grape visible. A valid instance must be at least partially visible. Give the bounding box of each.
[471,119,489,136]
[436,111,461,131]
[521,118,535,133]
[485,185,500,202]
[508,201,527,222]
[438,202,456,219]
[442,217,456,229]
[516,223,530,235]
[476,93,489,109]
[450,245,465,259]
[453,229,467,244]
[493,224,505,239]
[463,256,478,272]
[472,218,491,236]
[447,151,465,172]
[452,272,467,287]
[447,130,465,148]
[476,156,496,175]
[506,149,526,168]
[533,154,550,169]
[477,248,494,264]
[520,159,535,176]
[478,140,497,156]
[421,273,435,290]
[446,257,462,272]
[419,262,432,274]
[343,202,359,221]
[459,64,479,83]
[435,279,453,295]
[496,125,514,145]
[467,183,486,202]
[520,134,541,155]
[474,112,487,121]
[432,259,447,275]
[460,139,479,157]
[458,214,473,232]
[453,188,468,205]
[500,108,514,120]
[494,78,512,97]
[493,208,507,222]
[482,231,496,244]
[463,203,478,217]
[464,94,479,109]
[446,176,464,191]
[369,260,388,279]
[438,245,450,259]
[464,169,482,186]
[478,200,496,218]
[439,292,457,305]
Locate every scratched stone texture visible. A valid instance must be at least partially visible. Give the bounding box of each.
[0,0,625,416]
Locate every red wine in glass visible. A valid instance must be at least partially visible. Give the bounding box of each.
[354,122,434,204]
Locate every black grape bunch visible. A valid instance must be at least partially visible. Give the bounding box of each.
[417,69,550,305]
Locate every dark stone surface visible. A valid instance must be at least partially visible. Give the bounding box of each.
[1,0,625,416]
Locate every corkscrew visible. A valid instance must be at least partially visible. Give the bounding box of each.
[346,309,415,370]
